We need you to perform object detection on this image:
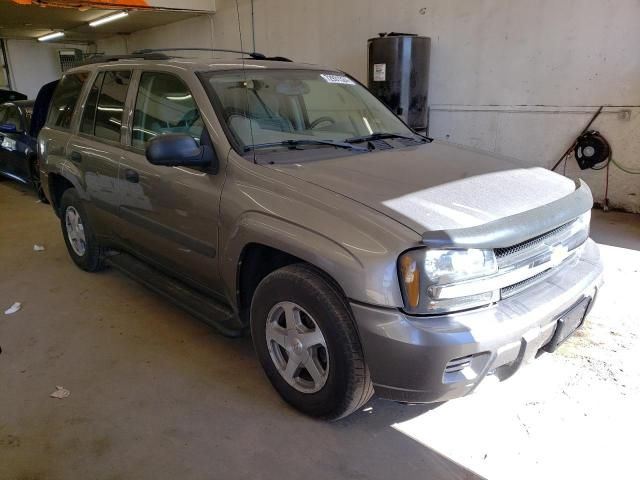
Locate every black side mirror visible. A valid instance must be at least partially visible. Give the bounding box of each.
[145,134,217,169]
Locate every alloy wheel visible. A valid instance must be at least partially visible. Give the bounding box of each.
[265,301,330,393]
[65,206,87,256]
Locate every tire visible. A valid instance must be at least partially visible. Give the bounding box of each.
[251,264,374,420]
[59,188,105,272]
[29,155,48,203]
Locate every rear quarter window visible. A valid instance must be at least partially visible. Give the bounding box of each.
[46,72,90,130]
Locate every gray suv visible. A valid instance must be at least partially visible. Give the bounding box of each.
[39,52,603,420]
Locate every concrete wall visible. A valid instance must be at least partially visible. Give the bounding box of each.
[96,0,640,212]
[4,39,84,98]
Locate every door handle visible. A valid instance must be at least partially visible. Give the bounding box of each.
[124,169,139,183]
[70,151,82,163]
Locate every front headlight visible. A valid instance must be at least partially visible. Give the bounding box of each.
[398,248,498,314]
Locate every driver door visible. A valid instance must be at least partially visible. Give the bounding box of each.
[117,70,225,295]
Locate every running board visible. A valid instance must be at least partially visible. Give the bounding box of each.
[105,252,244,338]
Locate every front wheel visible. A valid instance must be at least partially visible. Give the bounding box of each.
[251,264,374,420]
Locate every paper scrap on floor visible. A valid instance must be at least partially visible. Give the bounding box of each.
[50,386,71,399]
[4,302,21,315]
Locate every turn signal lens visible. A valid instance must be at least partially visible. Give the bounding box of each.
[399,254,420,308]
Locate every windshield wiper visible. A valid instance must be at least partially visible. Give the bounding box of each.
[345,132,428,143]
[245,139,367,152]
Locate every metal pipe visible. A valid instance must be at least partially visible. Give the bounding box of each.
[251,0,256,52]
[429,105,633,115]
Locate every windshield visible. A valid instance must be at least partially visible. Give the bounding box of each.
[202,69,417,152]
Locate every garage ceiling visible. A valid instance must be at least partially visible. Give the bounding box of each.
[0,0,206,42]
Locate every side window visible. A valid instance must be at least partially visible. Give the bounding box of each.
[47,72,89,130]
[0,106,7,123]
[132,72,203,148]
[80,72,105,135]
[94,70,131,142]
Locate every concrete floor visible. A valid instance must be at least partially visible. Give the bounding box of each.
[1,180,638,480]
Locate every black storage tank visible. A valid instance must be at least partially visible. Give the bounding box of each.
[367,33,430,131]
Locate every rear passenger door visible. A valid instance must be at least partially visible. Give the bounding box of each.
[117,70,224,295]
[39,72,90,199]
[68,69,132,239]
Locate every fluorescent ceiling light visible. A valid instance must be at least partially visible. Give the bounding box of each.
[89,11,128,27]
[38,31,64,42]
[165,94,192,101]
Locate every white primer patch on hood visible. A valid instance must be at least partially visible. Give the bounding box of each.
[382,168,574,231]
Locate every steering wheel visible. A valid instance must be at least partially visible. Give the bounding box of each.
[179,109,201,129]
[310,116,336,129]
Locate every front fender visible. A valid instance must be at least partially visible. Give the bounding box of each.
[220,211,404,309]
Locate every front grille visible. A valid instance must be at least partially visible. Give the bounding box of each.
[495,217,588,298]
[500,269,553,299]
[495,221,571,265]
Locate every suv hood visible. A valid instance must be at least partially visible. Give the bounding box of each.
[268,140,577,234]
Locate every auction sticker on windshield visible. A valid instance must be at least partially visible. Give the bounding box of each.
[320,74,355,85]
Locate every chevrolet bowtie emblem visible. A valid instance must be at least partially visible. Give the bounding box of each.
[550,244,570,267]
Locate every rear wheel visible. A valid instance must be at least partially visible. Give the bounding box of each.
[251,264,374,420]
[29,155,47,202]
[59,188,105,272]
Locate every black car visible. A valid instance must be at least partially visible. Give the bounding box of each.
[0,81,58,200]
[0,89,27,104]
[0,100,44,198]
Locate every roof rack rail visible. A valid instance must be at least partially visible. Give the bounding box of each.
[132,48,293,62]
[81,53,171,65]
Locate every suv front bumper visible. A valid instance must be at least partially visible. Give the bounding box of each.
[351,239,603,403]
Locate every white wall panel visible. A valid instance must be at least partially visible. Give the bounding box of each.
[5,39,82,98]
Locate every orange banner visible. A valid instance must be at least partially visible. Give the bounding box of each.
[11,0,215,11]
[12,1,152,8]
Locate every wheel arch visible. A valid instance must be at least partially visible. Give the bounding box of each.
[235,242,352,325]
[48,172,77,216]
[222,212,372,324]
